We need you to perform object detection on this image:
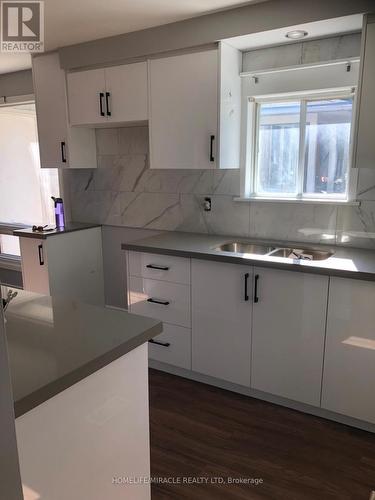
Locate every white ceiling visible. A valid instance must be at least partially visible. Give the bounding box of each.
[224,14,363,51]
[0,0,257,74]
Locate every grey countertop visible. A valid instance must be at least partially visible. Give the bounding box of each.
[13,222,101,239]
[122,231,375,281]
[2,288,162,417]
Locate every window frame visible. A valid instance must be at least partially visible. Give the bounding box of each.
[245,87,357,202]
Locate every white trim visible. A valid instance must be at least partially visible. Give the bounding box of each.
[233,196,360,206]
[240,58,360,78]
[0,94,35,106]
[249,87,356,103]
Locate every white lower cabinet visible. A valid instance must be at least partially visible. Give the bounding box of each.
[251,268,328,406]
[192,259,252,386]
[321,277,375,424]
[148,324,191,370]
[128,276,190,328]
[126,250,375,428]
[19,228,105,305]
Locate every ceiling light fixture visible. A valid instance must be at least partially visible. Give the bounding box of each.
[285,30,308,40]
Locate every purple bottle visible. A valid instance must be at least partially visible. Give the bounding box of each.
[51,197,65,228]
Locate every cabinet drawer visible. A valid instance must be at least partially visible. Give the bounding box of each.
[128,251,190,284]
[149,324,191,369]
[129,277,190,327]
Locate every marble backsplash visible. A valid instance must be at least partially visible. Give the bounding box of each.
[242,33,361,72]
[64,126,375,250]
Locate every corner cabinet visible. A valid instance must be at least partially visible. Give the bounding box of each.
[355,14,375,169]
[322,277,375,424]
[191,259,252,386]
[66,62,148,126]
[19,228,105,306]
[251,268,328,406]
[32,53,97,168]
[148,43,241,169]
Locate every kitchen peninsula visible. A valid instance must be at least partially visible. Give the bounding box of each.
[2,287,162,500]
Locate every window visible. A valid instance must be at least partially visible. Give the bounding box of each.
[249,92,354,201]
[0,102,59,257]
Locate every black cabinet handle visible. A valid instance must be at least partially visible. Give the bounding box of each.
[60,141,67,163]
[38,244,44,266]
[146,264,170,271]
[244,272,249,301]
[105,92,111,117]
[99,92,105,116]
[209,135,215,162]
[254,274,260,303]
[147,298,170,306]
[149,339,171,348]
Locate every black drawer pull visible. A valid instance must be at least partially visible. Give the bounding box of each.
[146,264,170,271]
[254,274,260,303]
[244,272,249,301]
[149,339,171,348]
[38,244,44,266]
[99,92,105,116]
[209,135,215,162]
[61,141,67,163]
[105,92,111,116]
[147,298,170,306]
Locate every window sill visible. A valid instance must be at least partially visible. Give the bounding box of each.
[0,255,22,272]
[233,197,360,206]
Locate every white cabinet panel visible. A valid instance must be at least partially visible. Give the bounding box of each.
[33,53,97,168]
[128,277,190,328]
[106,63,148,123]
[192,259,252,386]
[149,324,191,370]
[149,50,218,169]
[322,277,375,424]
[355,16,375,169]
[128,251,190,284]
[218,42,241,169]
[67,68,107,126]
[251,268,328,406]
[33,53,68,168]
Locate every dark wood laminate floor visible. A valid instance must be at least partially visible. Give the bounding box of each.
[149,369,375,500]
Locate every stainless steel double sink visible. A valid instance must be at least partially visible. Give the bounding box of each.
[214,241,334,261]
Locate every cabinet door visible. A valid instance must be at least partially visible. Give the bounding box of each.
[322,277,375,424]
[149,50,218,169]
[355,16,375,169]
[67,68,107,126]
[32,53,68,168]
[105,62,148,123]
[19,238,50,295]
[192,259,252,386]
[251,268,328,406]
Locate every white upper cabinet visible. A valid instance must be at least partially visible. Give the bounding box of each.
[66,62,148,126]
[149,50,218,169]
[192,259,252,386]
[105,63,148,123]
[33,52,97,168]
[149,45,241,170]
[322,277,375,424]
[66,68,107,126]
[355,15,375,169]
[251,268,328,406]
